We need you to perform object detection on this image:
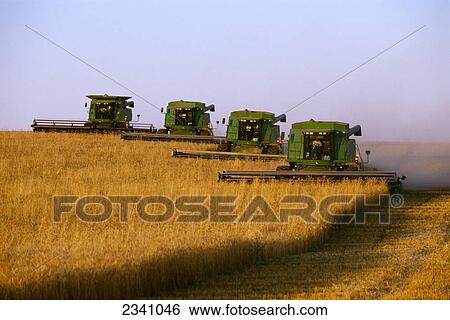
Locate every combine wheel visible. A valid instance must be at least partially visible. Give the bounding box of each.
[217,142,230,152]
[266,146,280,155]
[276,165,292,171]
[199,129,212,136]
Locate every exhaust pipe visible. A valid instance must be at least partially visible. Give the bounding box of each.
[348,125,362,136]
[204,104,215,112]
[274,114,287,124]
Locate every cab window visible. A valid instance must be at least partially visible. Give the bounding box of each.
[175,108,194,126]
[95,102,115,120]
[303,132,332,160]
[238,120,261,142]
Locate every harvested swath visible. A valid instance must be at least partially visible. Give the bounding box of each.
[165,192,449,299]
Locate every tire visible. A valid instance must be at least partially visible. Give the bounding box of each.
[277,163,297,171]
[266,145,280,155]
[199,129,212,136]
[217,142,230,152]
[276,165,291,171]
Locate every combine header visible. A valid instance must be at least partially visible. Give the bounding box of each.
[171,109,287,160]
[122,100,224,143]
[32,95,155,134]
[172,149,286,161]
[218,119,406,193]
[122,133,225,144]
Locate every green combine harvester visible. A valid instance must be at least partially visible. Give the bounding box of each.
[31,95,155,134]
[121,100,225,143]
[171,109,287,160]
[218,119,406,193]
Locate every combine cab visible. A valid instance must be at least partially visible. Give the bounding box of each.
[160,100,215,135]
[171,109,287,160]
[218,110,286,154]
[32,95,155,134]
[121,100,224,143]
[282,120,364,171]
[218,119,406,193]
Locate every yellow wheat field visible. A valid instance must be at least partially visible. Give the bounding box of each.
[0,131,387,299]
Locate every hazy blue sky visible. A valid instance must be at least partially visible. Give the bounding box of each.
[1,0,449,140]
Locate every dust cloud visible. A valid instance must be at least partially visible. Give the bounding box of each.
[359,142,450,190]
